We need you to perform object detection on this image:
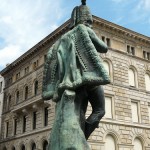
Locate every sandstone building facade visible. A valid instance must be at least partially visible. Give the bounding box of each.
[0,16,150,150]
[0,75,4,136]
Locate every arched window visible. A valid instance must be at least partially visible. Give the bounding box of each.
[105,135,116,150]
[25,86,28,100]
[103,61,110,75]
[134,138,143,150]
[34,81,38,95]
[16,91,19,103]
[103,60,113,82]
[31,143,36,150]
[145,73,150,91]
[128,68,136,87]
[12,146,15,150]
[21,144,25,150]
[3,147,7,150]
[43,140,48,150]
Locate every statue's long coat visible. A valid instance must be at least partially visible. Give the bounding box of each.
[42,24,110,101]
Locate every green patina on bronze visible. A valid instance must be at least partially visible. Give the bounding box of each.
[42,1,110,149]
[43,24,110,102]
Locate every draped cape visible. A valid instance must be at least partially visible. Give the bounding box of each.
[42,24,110,102]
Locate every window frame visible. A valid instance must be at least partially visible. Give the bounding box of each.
[128,67,138,88]
[145,73,150,91]
[103,95,115,120]
[131,100,141,123]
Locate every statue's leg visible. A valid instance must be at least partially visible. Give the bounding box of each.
[75,87,88,133]
[85,85,105,139]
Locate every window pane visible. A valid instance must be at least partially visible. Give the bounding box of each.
[145,74,150,91]
[104,97,112,118]
[43,141,48,150]
[23,116,26,132]
[134,138,143,150]
[105,135,116,150]
[128,69,135,86]
[34,81,38,95]
[131,102,139,123]
[32,143,36,150]
[44,107,49,126]
[103,61,110,75]
[33,112,37,129]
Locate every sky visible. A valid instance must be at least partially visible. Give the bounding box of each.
[0,0,150,71]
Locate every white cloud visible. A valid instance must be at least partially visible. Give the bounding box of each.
[0,0,64,71]
[137,0,150,11]
[0,45,23,68]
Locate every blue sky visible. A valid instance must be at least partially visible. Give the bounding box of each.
[0,0,150,71]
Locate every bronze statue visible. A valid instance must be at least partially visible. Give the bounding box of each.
[42,1,110,149]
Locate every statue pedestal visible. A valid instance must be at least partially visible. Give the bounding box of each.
[49,90,90,150]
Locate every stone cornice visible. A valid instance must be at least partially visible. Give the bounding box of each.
[1,15,150,75]
[93,15,150,44]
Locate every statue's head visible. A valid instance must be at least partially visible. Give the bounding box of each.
[69,4,93,29]
[81,0,86,5]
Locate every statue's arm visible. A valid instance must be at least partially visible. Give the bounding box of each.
[87,27,108,53]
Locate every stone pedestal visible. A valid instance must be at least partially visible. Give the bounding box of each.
[49,90,90,150]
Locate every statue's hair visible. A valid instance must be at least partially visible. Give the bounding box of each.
[69,4,93,29]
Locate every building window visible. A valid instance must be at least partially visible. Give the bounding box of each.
[33,112,37,129]
[44,55,47,62]
[43,140,48,150]
[143,51,150,60]
[106,38,111,47]
[24,66,29,75]
[21,145,25,150]
[3,147,7,150]
[14,119,17,135]
[131,101,139,123]
[23,116,27,133]
[8,77,12,85]
[128,68,136,87]
[101,36,111,47]
[134,138,143,150]
[44,107,49,126]
[16,91,19,103]
[105,135,116,150]
[12,146,15,150]
[24,86,28,100]
[16,72,20,80]
[103,61,110,75]
[7,95,12,110]
[31,143,36,150]
[33,60,39,70]
[0,81,3,93]
[127,45,135,55]
[34,81,38,95]
[104,97,113,119]
[5,121,9,138]
[145,73,150,91]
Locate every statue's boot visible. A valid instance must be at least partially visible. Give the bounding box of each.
[85,111,104,139]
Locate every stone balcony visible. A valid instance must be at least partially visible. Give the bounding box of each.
[11,94,51,116]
